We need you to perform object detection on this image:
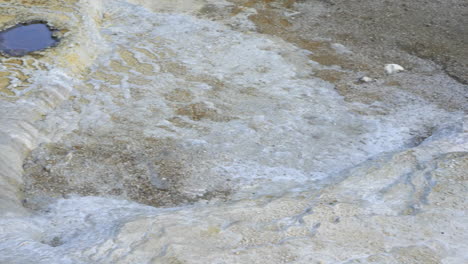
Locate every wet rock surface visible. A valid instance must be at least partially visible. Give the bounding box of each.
[0,0,466,263]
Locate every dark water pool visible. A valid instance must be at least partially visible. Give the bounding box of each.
[0,22,59,57]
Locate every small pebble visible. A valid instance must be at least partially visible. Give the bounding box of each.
[384,64,405,74]
[359,76,374,83]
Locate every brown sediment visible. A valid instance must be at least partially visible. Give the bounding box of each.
[118,48,155,75]
[314,69,345,83]
[0,76,13,95]
[164,88,194,103]
[22,137,231,209]
[225,0,467,111]
[176,102,235,122]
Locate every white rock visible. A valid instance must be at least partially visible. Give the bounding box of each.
[384,64,405,74]
[358,76,374,83]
